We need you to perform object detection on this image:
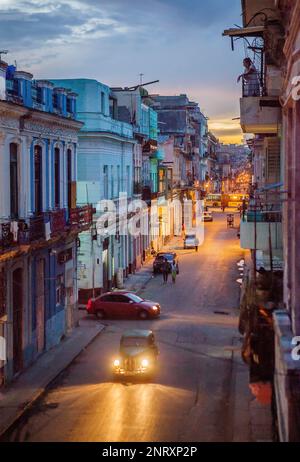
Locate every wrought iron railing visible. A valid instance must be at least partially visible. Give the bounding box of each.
[69,205,93,231]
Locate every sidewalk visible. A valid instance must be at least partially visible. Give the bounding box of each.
[0,317,105,438]
[232,338,273,442]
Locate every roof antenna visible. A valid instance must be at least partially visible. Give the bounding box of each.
[0,50,8,62]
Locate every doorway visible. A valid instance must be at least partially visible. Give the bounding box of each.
[12,268,23,375]
[36,259,45,353]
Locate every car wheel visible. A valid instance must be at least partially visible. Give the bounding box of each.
[95,310,105,320]
[138,310,149,320]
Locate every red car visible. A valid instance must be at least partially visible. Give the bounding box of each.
[86,291,161,320]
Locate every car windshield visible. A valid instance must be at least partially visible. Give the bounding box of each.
[186,235,195,239]
[127,293,143,303]
[157,254,174,261]
[121,337,148,347]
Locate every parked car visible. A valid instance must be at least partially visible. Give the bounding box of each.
[184,234,199,250]
[113,329,159,379]
[202,211,213,222]
[86,291,161,320]
[153,252,179,274]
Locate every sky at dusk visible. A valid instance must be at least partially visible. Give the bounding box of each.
[0,0,246,144]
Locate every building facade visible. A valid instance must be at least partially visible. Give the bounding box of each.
[51,78,137,300]
[0,63,92,386]
[224,0,300,441]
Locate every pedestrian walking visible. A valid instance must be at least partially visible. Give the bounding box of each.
[162,258,170,284]
[171,260,177,284]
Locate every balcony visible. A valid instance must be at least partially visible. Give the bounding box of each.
[240,80,282,134]
[69,205,93,231]
[0,206,93,255]
[79,112,133,139]
[240,210,283,251]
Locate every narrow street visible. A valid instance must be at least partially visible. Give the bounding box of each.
[5,212,246,442]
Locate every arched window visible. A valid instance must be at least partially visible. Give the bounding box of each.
[34,145,43,214]
[67,148,72,209]
[10,143,19,219]
[54,147,60,208]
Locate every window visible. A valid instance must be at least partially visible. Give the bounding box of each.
[52,93,59,109]
[101,91,105,114]
[10,143,19,219]
[117,165,120,196]
[56,274,64,306]
[111,166,114,198]
[67,149,72,209]
[114,295,130,303]
[54,147,60,208]
[103,165,108,199]
[34,145,43,214]
[101,294,114,302]
[126,166,130,195]
[66,97,72,113]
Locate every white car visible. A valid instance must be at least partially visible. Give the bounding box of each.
[184,234,199,250]
[202,211,213,222]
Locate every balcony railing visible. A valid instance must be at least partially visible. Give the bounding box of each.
[69,205,93,231]
[242,77,264,97]
[0,206,93,255]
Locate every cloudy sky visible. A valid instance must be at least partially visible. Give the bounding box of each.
[0,0,245,143]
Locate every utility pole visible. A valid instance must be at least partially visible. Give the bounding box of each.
[139,73,144,86]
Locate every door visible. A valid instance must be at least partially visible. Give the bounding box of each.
[12,268,23,375]
[113,294,133,317]
[36,259,45,353]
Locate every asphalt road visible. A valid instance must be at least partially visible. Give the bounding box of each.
[6,211,246,442]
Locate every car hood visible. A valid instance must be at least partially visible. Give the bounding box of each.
[120,347,148,357]
[141,300,159,307]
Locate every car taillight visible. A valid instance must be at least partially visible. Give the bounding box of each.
[87,299,94,312]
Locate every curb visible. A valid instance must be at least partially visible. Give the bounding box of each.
[0,323,106,439]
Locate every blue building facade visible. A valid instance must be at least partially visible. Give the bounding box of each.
[0,62,92,385]
[50,78,136,299]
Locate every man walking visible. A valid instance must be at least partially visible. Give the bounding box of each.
[162,258,170,284]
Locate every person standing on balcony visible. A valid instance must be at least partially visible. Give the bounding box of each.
[237,58,260,97]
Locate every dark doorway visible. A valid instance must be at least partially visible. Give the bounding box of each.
[10,143,19,219]
[36,259,45,353]
[12,268,23,375]
[34,145,43,214]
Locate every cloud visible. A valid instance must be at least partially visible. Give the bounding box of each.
[0,0,244,145]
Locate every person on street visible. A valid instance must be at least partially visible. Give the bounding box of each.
[171,260,177,284]
[162,258,170,284]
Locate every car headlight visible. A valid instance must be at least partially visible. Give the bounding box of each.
[113,359,120,367]
[141,359,149,368]
[152,306,158,311]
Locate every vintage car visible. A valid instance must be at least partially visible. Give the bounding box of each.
[184,234,199,250]
[153,252,179,274]
[113,329,159,379]
[202,211,213,222]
